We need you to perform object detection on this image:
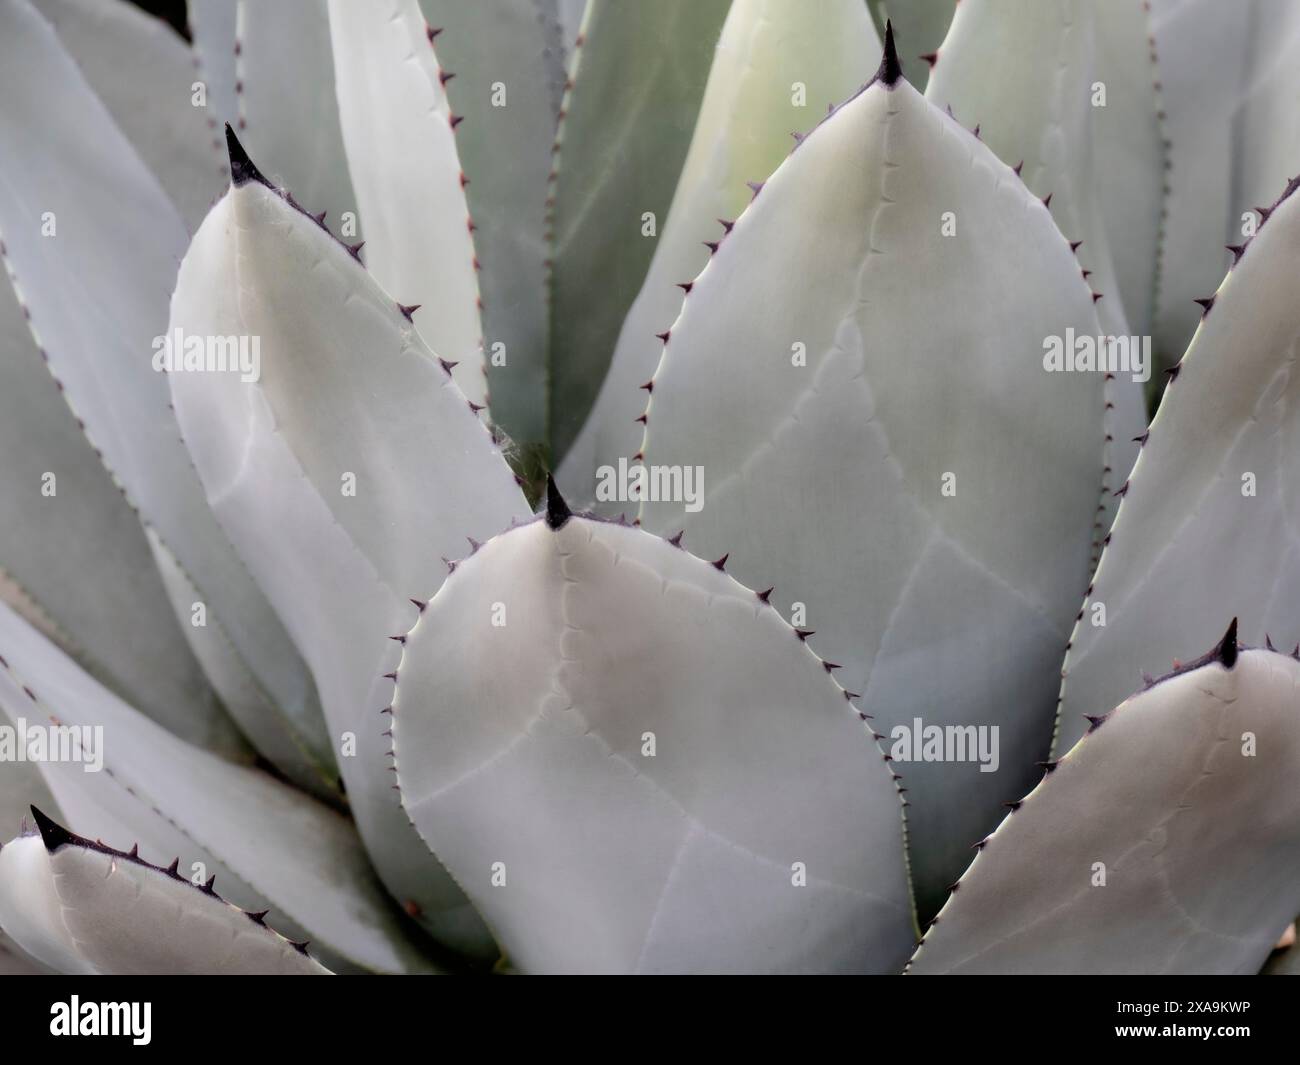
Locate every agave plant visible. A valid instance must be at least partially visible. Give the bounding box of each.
[0,0,1299,976]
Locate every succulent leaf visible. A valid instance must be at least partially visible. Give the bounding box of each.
[166,149,530,959]
[1054,172,1300,756]
[638,59,1109,920]
[1148,0,1251,373]
[0,236,235,754]
[0,602,437,975]
[923,0,1147,523]
[0,0,332,792]
[187,0,238,129]
[416,0,568,447]
[1233,0,1300,251]
[32,0,227,232]
[560,0,881,510]
[327,0,486,407]
[546,0,731,462]
[392,510,915,974]
[0,809,332,975]
[232,0,359,245]
[910,640,1300,975]
[1092,0,1165,340]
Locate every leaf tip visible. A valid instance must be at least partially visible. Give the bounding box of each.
[545,474,572,530]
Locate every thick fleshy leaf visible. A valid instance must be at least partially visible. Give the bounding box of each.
[0,602,437,975]
[0,0,330,791]
[415,0,567,447]
[923,0,1145,543]
[0,811,331,975]
[327,0,485,406]
[865,0,955,90]
[1233,1,1300,240]
[392,505,915,974]
[546,0,731,461]
[911,638,1300,975]
[167,142,530,959]
[1149,0,1251,373]
[235,0,358,244]
[187,0,238,128]
[0,250,236,753]
[639,53,1110,920]
[1054,175,1300,756]
[32,0,227,232]
[1092,0,1165,339]
[559,0,880,509]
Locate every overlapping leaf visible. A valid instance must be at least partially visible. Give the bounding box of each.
[0,0,331,791]
[1054,175,1300,756]
[393,503,915,974]
[0,602,435,974]
[166,137,530,959]
[912,637,1300,975]
[560,0,880,509]
[639,47,1109,919]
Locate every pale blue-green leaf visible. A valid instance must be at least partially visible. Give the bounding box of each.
[1054,175,1300,756]
[394,514,914,974]
[0,602,438,974]
[0,0,330,790]
[546,0,731,462]
[167,165,530,960]
[0,247,236,755]
[639,71,1108,920]
[912,646,1300,975]
[32,0,227,233]
[416,0,567,446]
[560,0,880,511]
[328,0,486,406]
